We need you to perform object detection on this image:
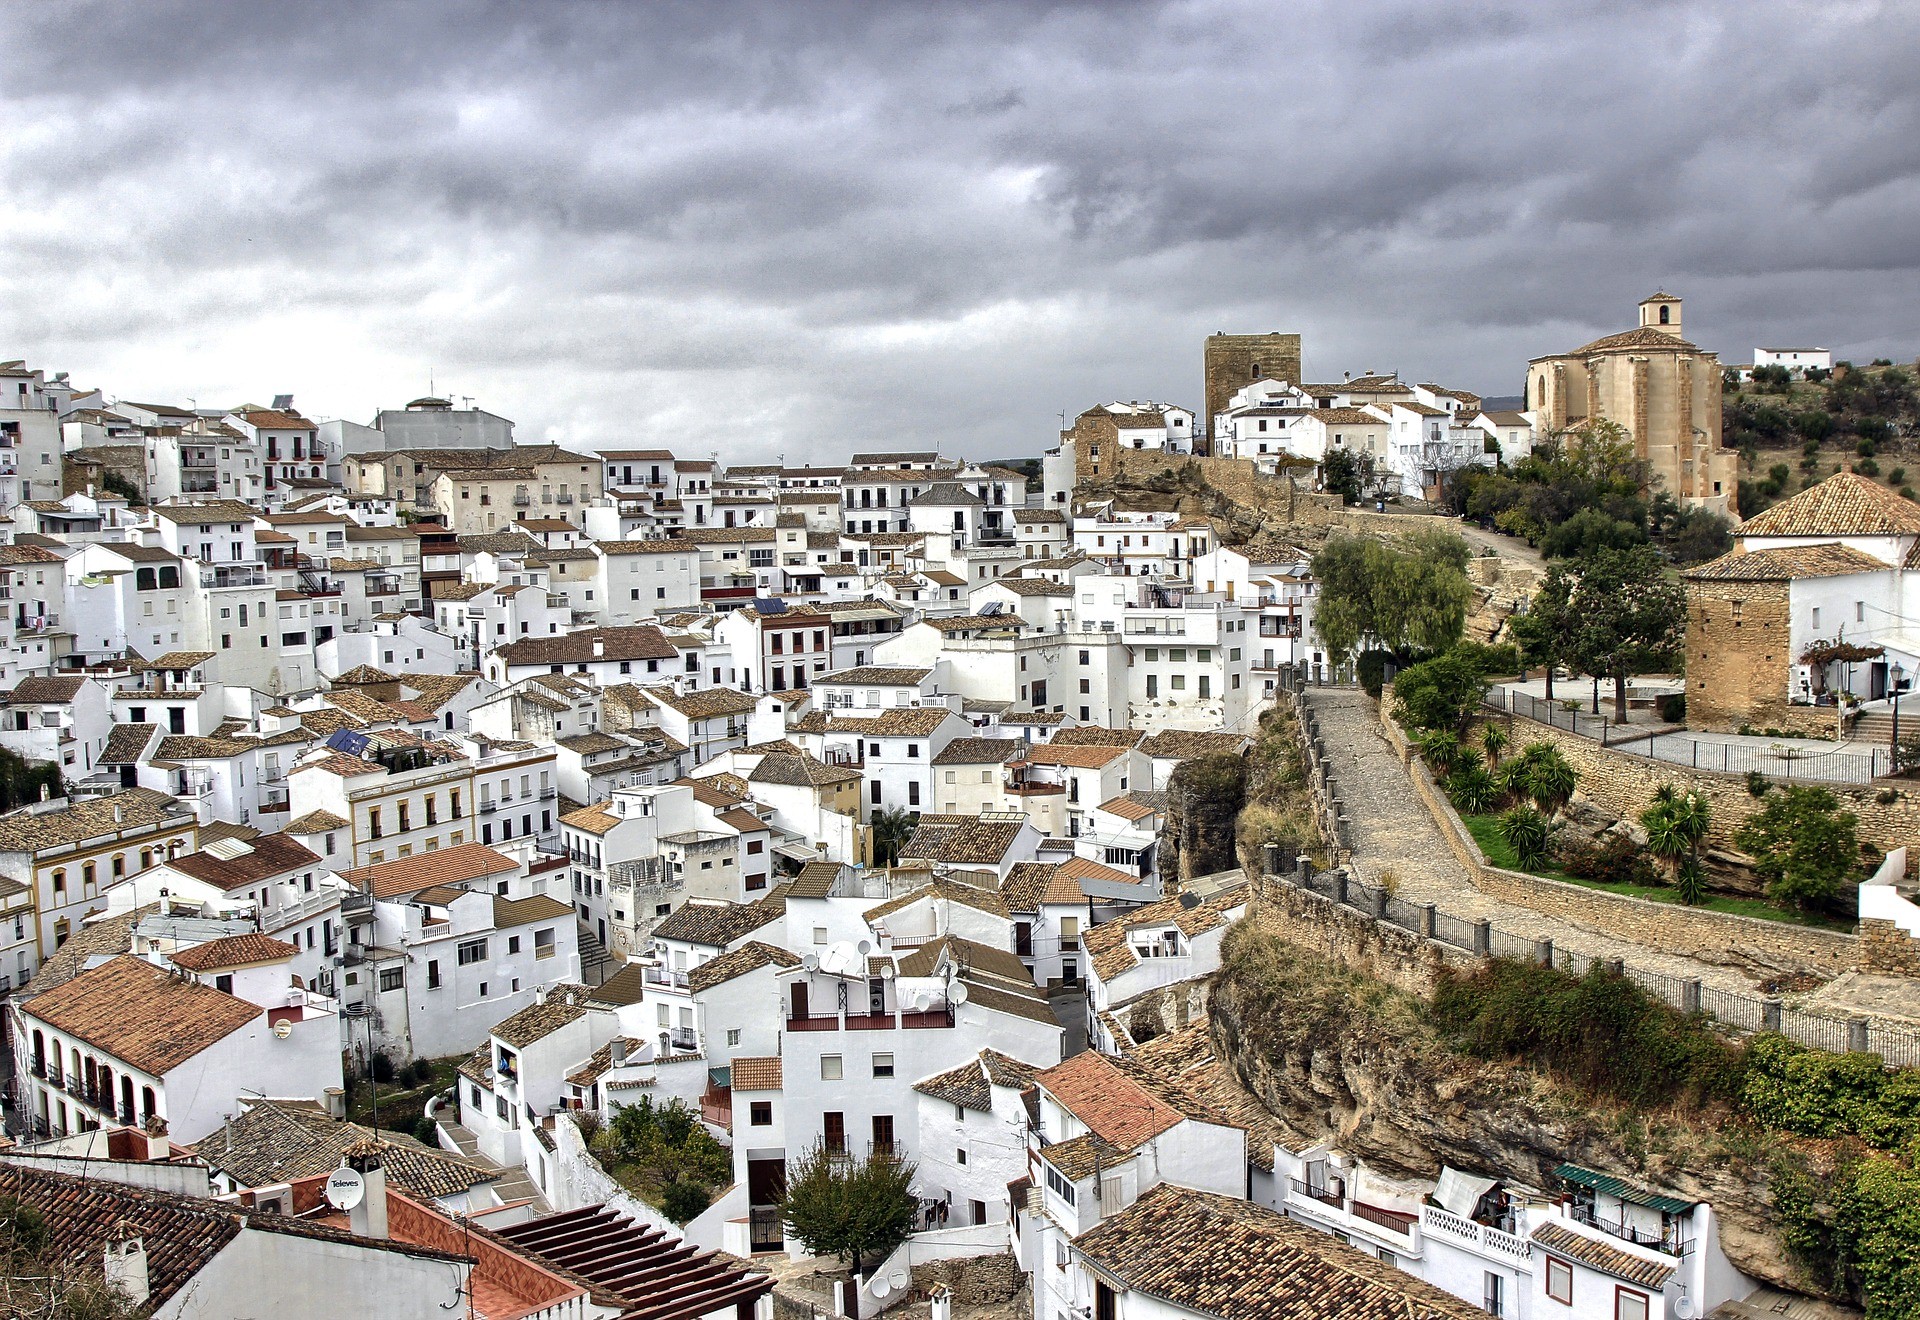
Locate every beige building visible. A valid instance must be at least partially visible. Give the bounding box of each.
[1527,294,1738,514]
[428,447,606,534]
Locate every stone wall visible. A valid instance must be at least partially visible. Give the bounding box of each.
[1860,918,1920,975]
[910,1253,1023,1306]
[1380,694,1864,977]
[1492,706,1920,860]
[1683,577,1810,732]
[1246,872,1475,999]
[1204,332,1303,425]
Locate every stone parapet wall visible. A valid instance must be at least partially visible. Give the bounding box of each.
[1860,918,1920,976]
[1248,871,1473,999]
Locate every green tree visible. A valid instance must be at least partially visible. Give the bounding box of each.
[1508,565,1575,702]
[607,1096,732,1222]
[1733,785,1861,911]
[1498,806,1552,869]
[1641,784,1711,900]
[1320,448,1373,505]
[778,1141,919,1279]
[1309,531,1472,663]
[1500,742,1577,813]
[1567,546,1686,721]
[1393,652,1490,734]
[869,807,918,867]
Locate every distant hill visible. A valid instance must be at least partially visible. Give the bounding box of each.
[1724,359,1919,516]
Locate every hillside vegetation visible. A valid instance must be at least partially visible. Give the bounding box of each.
[1726,360,1920,516]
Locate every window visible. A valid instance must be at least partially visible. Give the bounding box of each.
[427,960,441,989]
[750,1101,773,1126]
[457,938,489,966]
[821,1055,843,1080]
[1483,1273,1504,1318]
[1545,1257,1572,1305]
[814,927,828,945]
[379,967,404,992]
[872,1052,894,1078]
[215,973,234,994]
[1044,1164,1076,1205]
[1615,1290,1647,1320]
[727,1029,742,1047]
[957,1147,968,1165]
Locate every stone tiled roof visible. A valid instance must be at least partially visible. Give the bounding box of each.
[1073,1183,1485,1320]
[990,577,1072,597]
[748,752,861,788]
[493,894,575,928]
[900,816,1027,865]
[1738,471,1920,538]
[685,940,801,992]
[4,675,87,703]
[1139,729,1252,760]
[931,737,1027,766]
[642,684,760,719]
[1086,884,1252,983]
[651,896,783,948]
[204,1100,495,1198]
[1025,742,1128,769]
[0,788,190,853]
[21,955,260,1075]
[339,842,518,899]
[813,666,932,686]
[1046,725,1144,748]
[1682,541,1890,581]
[1530,1221,1676,1290]
[491,983,596,1048]
[285,809,350,834]
[864,876,1010,922]
[494,625,680,666]
[912,1048,1035,1112]
[560,801,623,836]
[100,721,158,764]
[1000,862,1086,910]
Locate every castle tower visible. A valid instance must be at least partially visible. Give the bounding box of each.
[1203,332,1303,447]
[1639,292,1683,340]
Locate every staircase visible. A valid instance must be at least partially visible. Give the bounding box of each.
[1851,710,1903,747]
[576,920,615,986]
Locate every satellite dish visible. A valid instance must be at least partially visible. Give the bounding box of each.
[891,1272,908,1292]
[272,1019,293,1040]
[948,983,970,1006]
[324,1166,366,1211]
[880,963,895,980]
[872,1278,892,1299]
[856,939,871,956]
[802,954,819,972]
[1672,1299,1697,1320]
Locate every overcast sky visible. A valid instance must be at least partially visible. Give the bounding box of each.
[5,0,1920,462]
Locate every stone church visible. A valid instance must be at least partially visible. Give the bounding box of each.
[1527,294,1739,515]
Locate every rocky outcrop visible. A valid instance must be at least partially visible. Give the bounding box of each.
[1207,926,1802,1292]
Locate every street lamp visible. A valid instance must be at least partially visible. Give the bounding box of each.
[1892,662,1907,758]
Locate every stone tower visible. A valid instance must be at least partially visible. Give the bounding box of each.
[1639,292,1683,340]
[1203,332,1303,445]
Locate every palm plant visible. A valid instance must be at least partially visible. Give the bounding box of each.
[1418,730,1463,775]
[1641,785,1711,899]
[869,806,919,867]
[1505,743,1578,814]
[1446,763,1500,815]
[1498,806,1553,870]
[1480,723,1510,767]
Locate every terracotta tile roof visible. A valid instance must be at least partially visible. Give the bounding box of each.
[339,842,519,899]
[652,896,784,947]
[1046,726,1144,748]
[925,613,1023,633]
[913,1048,1036,1112]
[931,737,1028,766]
[242,408,313,430]
[22,955,260,1074]
[804,707,956,738]
[643,684,761,719]
[1097,794,1161,823]
[491,983,596,1048]
[1567,325,1701,355]
[1001,710,1066,726]
[1531,1221,1676,1290]
[686,940,800,993]
[1086,885,1252,983]
[565,1036,648,1087]
[1074,1183,1485,1320]
[1683,541,1890,581]
[674,776,749,808]
[560,801,624,836]
[900,816,1028,865]
[896,935,1034,989]
[990,577,1072,597]
[814,665,932,686]
[493,893,574,928]
[4,674,87,703]
[729,1056,783,1091]
[1025,742,1128,769]
[1139,729,1252,760]
[0,788,191,853]
[100,721,158,764]
[1125,1022,1289,1169]
[170,932,299,971]
[1000,862,1087,911]
[588,962,650,1008]
[1035,1050,1183,1150]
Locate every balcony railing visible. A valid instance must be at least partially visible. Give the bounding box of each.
[1569,1205,1692,1256]
[786,1014,841,1032]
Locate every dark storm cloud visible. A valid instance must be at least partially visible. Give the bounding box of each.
[5,0,1920,458]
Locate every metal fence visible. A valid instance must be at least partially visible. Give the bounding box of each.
[1483,686,1892,785]
[1264,861,1920,1070]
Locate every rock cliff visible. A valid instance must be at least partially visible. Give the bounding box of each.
[1206,924,1802,1292]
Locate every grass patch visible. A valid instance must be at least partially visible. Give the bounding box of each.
[344,1057,462,1133]
[1459,813,1851,930]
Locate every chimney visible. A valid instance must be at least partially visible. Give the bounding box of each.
[103,1235,151,1309]
[609,1039,627,1069]
[592,637,605,659]
[346,1141,389,1239]
[144,1115,170,1163]
[113,803,125,824]
[38,784,49,804]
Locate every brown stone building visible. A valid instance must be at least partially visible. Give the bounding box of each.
[1203,332,1303,436]
[1527,294,1738,514]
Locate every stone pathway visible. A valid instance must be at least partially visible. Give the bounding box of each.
[438,1116,551,1211]
[1301,687,1780,993]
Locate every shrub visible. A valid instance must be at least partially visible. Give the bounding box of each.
[1480,722,1509,766]
[1675,856,1707,905]
[1497,806,1552,869]
[1500,743,1578,813]
[1742,1034,1920,1147]
[412,1113,442,1146]
[1858,437,1881,458]
[1431,960,1747,1108]
[1733,784,1861,911]
[1446,763,1500,815]
[661,1180,713,1224]
[370,1053,395,1083]
[1415,729,1463,774]
[1890,468,1907,486]
[1356,649,1394,699]
[1558,834,1659,887]
[1658,692,1686,723]
[1858,458,1881,478]
[1449,640,1522,677]
[1747,769,1770,797]
[1394,652,1490,734]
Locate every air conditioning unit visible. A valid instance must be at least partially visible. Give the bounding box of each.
[252,1183,294,1215]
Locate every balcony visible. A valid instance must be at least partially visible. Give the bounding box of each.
[646,968,691,989]
[512,494,532,507]
[1421,1204,1530,1262]
[786,1014,841,1032]
[1568,1204,1692,1256]
[669,1028,698,1052]
[556,492,575,505]
[201,570,269,589]
[844,1013,896,1031]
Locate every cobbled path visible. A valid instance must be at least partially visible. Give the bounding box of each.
[1301,687,1776,991]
